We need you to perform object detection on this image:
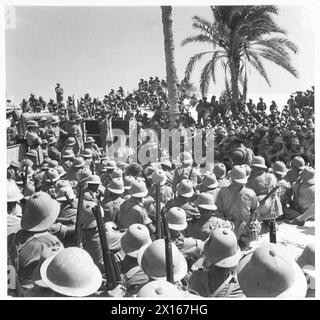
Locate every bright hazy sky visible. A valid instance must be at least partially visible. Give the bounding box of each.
[5,4,316,106]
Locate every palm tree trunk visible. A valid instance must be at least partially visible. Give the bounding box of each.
[230,59,239,102]
[161,6,180,128]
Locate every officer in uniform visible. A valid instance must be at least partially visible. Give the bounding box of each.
[213,163,230,188]
[215,165,258,241]
[247,156,282,222]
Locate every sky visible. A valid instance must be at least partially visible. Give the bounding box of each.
[5,4,316,107]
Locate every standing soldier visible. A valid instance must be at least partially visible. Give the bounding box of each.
[247,156,282,223]
[215,165,259,242]
[55,83,64,105]
[38,117,48,140]
[69,114,84,154]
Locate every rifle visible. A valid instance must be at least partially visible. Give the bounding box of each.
[74,183,84,247]
[255,185,280,221]
[22,164,29,195]
[161,209,174,283]
[90,160,95,175]
[92,204,122,291]
[155,183,162,240]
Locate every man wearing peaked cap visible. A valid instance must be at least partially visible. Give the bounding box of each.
[189,228,244,298]
[120,224,151,296]
[15,192,64,294]
[186,193,234,241]
[215,165,259,243]
[118,179,156,234]
[101,178,125,222]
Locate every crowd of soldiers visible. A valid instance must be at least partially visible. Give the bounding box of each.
[6,81,315,298]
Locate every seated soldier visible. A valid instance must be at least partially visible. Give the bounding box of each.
[189,228,244,298]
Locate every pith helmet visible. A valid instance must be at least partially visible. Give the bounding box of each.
[213,163,226,179]
[137,239,188,282]
[130,179,148,198]
[203,228,241,268]
[251,156,267,170]
[201,173,218,189]
[195,192,217,211]
[110,168,123,179]
[124,175,135,190]
[177,179,194,198]
[137,280,183,298]
[121,223,152,258]
[272,161,287,177]
[167,207,188,231]
[21,192,60,232]
[230,165,248,184]
[237,243,307,298]
[107,178,125,194]
[65,137,76,146]
[40,247,102,297]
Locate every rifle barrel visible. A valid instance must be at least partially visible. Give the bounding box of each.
[161,209,174,283]
[155,184,162,239]
[74,184,84,247]
[92,205,118,290]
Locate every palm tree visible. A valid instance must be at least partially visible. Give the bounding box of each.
[161,6,180,127]
[181,6,298,106]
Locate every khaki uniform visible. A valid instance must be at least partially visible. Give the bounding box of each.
[101,197,125,222]
[118,198,152,229]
